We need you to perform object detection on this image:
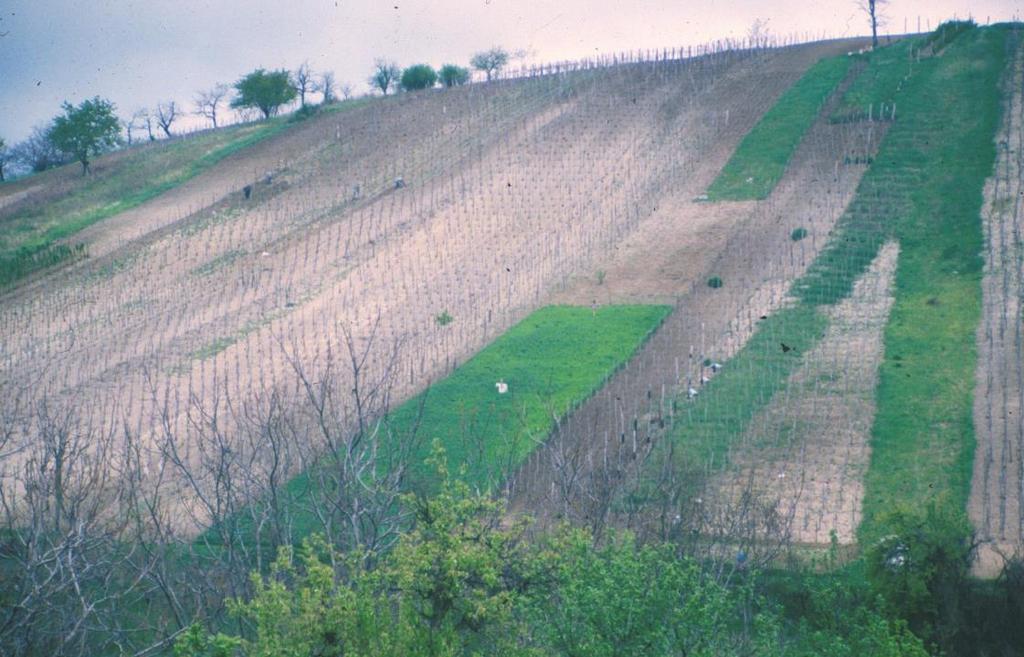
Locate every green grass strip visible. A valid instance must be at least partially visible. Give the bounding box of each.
[859,25,1007,542]
[391,304,671,488]
[707,55,851,200]
[830,38,919,123]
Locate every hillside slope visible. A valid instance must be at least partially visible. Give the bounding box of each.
[0,38,865,529]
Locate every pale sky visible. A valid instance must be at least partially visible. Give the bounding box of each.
[0,0,1020,143]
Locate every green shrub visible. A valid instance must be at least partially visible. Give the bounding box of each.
[791,227,809,241]
[438,64,470,87]
[707,276,723,289]
[400,64,438,91]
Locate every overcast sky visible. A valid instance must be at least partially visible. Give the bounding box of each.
[1,0,1020,142]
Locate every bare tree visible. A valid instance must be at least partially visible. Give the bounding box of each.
[747,18,771,49]
[340,82,354,100]
[133,108,156,141]
[155,101,178,138]
[11,125,65,172]
[858,0,888,49]
[194,84,229,128]
[368,58,401,96]
[121,117,135,146]
[320,71,337,104]
[293,61,317,107]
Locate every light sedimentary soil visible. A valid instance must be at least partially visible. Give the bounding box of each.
[706,241,899,546]
[0,39,867,531]
[969,37,1024,577]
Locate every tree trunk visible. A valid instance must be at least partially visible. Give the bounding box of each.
[870,0,879,48]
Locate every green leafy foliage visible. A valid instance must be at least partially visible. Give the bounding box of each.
[401,64,438,91]
[438,64,470,87]
[176,452,933,657]
[864,503,973,651]
[48,96,120,175]
[707,56,851,199]
[231,69,297,119]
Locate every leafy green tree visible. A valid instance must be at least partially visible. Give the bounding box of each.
[470,47,509,81]
[438,64,470,88]
[231,69,297,119]
[400,64,438,91]
[537,531,756,657]
[369,59,401,95]
[175,446,541,657]
[48,97,120,175]
[865,501,974,652]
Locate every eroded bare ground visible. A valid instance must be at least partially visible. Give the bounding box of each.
[510,61,885,524]
[970,39,1024,577]
[706,241,899,546]
[0,39,869,531]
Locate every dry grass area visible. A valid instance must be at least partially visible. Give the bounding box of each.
[970,42,1024,577]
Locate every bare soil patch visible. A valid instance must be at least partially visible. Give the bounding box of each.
[707,241,899,546]
[969,42,1024,577]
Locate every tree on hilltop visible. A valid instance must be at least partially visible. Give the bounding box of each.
[320,71,337,104]
[369,59,401,95]
[470,47,509,82]
[293,61,317,107]
[231,68,297,119]
[858,0,889,48]
[48,97,120,175]
[439,64,470,87]
[155,101,178,138]
[194,84,229,128]
[400,64,437,91]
